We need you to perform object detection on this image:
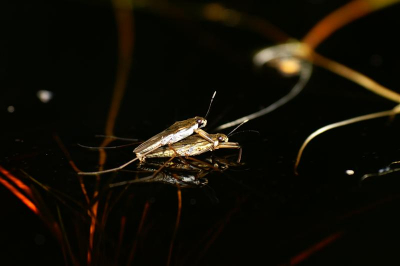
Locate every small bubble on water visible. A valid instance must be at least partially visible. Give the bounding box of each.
[37,90,54,103]
[7,106,15,113]
[345,169,355,175]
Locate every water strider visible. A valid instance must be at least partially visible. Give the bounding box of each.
[78,92,220,175]
[143,119,247,162]
[133,116,213,161]
[147,133,242,162]
[138,119,247,170]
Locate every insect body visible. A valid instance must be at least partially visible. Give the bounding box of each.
[78,116,215,175]
[133,116,215,161]
[147,133,242,162]
[133,90,218,162]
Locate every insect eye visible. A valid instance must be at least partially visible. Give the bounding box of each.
[218,136,224,141]
[197,119,203,125]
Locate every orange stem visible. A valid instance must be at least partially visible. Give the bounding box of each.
[0,176,39,215]
[302,0,372,49]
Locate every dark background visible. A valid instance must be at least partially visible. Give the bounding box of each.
[1,0,400,265]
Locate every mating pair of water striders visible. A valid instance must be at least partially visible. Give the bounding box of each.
[78,92,244,175]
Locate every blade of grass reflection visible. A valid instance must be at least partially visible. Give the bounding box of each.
[94,192,115,264]
[0,176,39,215]
[28,187,73,265]
[0,165,34,198]
[53,134,90,205]
[197,198,244,265]
[284,195,400,265]
[100,192,113,226]
[53,135,82,174]
[286,194,400,265]
[87,201,98,265]
[80,0,135,263]
[127,201,151,266]
[167,187,182,266]
[115,215,126,266]
[56,205,80,266]
[288,231,344,266]
[95,182,130,218]
[0,166,76,265]
[20,170,95,220]
[97,0,134,153]
[178,196,245,266]
[0,166,40,216]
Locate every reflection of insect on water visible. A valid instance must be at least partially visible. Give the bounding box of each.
[110,155,242,188]
[78,92,244,175]
[111,160,211,188]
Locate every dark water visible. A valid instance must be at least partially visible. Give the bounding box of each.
[2,1,400,265]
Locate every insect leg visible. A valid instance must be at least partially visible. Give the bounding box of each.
[184,156,221,171]
[194,128,217,146]
[109,175,154,187]
[145,143,183,182]
[215,142,242,162]
[78,148,156,175]
[77,142,139,150]
[95,135,140,142]
[77,157,140,175]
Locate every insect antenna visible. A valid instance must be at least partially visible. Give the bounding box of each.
[228,130,260,138]
[204,91,217,119]
[227,119,249,137]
